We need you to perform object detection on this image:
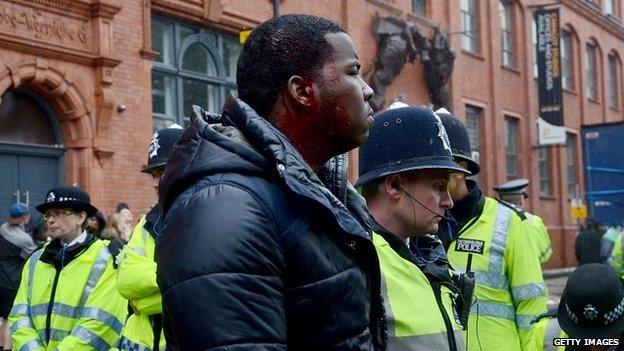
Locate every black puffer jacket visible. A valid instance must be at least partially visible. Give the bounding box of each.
[157,96,385,350]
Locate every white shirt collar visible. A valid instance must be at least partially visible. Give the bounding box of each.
[62,231,87,247]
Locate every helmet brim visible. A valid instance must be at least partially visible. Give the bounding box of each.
[356,157,471,187]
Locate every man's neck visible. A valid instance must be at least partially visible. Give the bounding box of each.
[369,204,411,240]
[269,96,335,172]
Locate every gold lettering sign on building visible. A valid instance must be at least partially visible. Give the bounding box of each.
[0,3,91,52]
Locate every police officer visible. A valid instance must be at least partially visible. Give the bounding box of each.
[9,186,127,350]
[494,178,553,264]
[530,308,566,351]
[435,109,547,351]
[356,104,466,350]
[116,124,183,351]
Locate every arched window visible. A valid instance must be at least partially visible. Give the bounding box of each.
[151,17,242,130]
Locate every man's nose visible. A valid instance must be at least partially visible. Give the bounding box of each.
[441,191,453,210]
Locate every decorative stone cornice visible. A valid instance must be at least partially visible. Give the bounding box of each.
[8,0,121,20]
[563,0,624,40]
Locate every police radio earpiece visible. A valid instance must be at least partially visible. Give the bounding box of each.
[395,185,455,222]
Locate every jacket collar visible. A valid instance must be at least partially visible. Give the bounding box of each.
[40,233,97,269]
[220,96,370,239]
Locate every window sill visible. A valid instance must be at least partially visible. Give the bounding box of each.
[609,106,620,112]
[539,195,557,201]
[563,88,577,96]
[502,65,521,74]
[588,97,601,105]
[461,50,485,61]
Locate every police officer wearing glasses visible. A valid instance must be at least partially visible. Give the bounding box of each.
[9,186,127,350]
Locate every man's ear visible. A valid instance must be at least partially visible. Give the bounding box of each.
[286,75,316,109]
[384,174,403,201]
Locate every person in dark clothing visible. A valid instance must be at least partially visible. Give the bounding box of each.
[575,218,605,266]
[157,14,383,351]
[0,203,38,350]
[86,210,106,238]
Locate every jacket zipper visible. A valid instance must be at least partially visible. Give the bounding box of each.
[45,267,62,344]
[433,283,457,351]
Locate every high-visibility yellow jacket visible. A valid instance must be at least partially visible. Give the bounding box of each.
[531,316,566,351]
[526,213,553,265]
[9,235,127,350]
[610,232,624,277]
[116,215,165,350]
[374,232,464,350]
[446,197,548,351]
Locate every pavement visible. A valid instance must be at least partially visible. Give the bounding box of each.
[544,268,574,310]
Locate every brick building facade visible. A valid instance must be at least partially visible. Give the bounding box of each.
[1,0,623,267]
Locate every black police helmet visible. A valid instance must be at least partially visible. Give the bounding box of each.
[435,108,480,175]
[143,125,184,173]
[558,263,624,339]
[356,104,470,187]
[36,186,98,217]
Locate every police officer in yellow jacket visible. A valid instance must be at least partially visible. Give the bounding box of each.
[9,186,127,350]
[356,104,467,350]
[116,124,183,351]
[435,109,548,351]
[494,178,553,265]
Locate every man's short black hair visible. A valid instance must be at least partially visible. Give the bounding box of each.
[237,14,346,118]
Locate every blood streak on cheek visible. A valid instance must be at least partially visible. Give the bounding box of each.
[323,59,341,85]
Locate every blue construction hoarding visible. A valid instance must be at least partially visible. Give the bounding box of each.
[582,123,624,226]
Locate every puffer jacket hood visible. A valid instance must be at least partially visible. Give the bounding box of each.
[159,96,370,240]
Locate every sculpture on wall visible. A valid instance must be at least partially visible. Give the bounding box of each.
[369,16,455,111]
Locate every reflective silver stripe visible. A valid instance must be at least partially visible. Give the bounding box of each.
[9,318,33,335]
[381,272,464,350]
[79,246,112,308]
[28,304,122,334]
[511,282,547,302]
[71,325,111,351]
[11,304,29,316]
[544,318,562,351]
[471,300,515,321]
[516,314,536,329]
[133,246,147,257]
[380,273,397,339]
[387,331,464,350]
[38,327,70,342]
[18,339,45,351]
[474,270,509,290]
[82,307,123,334]
[119,336,153,351]
[27,250,44,304]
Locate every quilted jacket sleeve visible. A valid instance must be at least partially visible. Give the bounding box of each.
[157,182,287,350]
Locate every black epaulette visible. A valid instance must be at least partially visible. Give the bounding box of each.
[531,308,558,324]
[495,198,527,221]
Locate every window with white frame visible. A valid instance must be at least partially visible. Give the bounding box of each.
[566,133,578,198]
[151,17,241,131]
[499,1,515,67]
[532,20,537,78]
[605,0,615,15]
[505,116,519,180]
[465,105,482,184]
[538,147,552,196]
[609,53,620,109]
[412,0,425,16]
[586,43,599,100]
[561,30,574,91]
[461,0,479,53]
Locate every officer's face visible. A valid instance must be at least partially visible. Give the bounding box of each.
[316,32,374,153]
[45,208,87,242]
[399,169,454,234]
[150,167,165,195]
